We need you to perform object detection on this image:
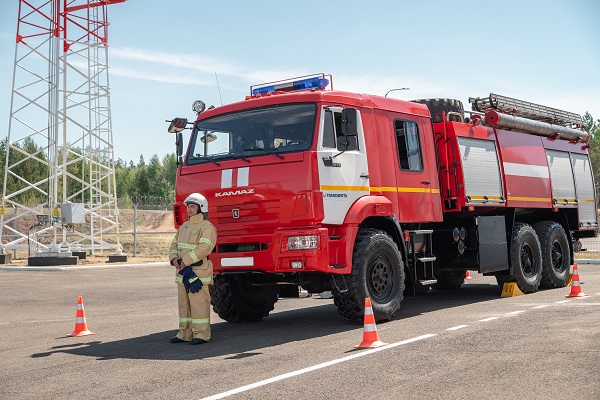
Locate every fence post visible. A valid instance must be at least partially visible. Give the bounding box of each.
[133,203,138,256]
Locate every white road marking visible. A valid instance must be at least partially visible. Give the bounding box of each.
[555,300,570,304]
[446,325,468,331]
[507,310,526,315]
[532,305,549,309]
[200,334,437,400]
[478,317,500,322]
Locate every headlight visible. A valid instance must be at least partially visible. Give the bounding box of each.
[287,235,318,250]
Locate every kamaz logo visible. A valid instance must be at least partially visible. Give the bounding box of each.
[215,189,255,197]
[324,193,348,198]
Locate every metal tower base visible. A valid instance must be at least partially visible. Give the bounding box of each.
[28,254,78,266]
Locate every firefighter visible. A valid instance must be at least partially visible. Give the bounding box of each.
[168,192,217,345]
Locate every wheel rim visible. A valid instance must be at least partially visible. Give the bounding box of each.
[551,240,565,272]
[368,255,394,301]
[521,243,535,276]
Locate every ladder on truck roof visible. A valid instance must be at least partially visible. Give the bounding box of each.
[468,93,583,128]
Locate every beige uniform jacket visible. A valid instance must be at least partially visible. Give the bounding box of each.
[168,213,217,282]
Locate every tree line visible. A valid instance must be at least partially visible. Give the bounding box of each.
[0,137,177,209]
[1,112,600,209]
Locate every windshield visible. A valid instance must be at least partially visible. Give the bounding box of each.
[187,103,316,165]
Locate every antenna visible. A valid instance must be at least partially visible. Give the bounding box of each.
[215,72,223,106]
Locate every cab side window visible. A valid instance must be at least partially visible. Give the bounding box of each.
[395,120,423,171]
[323,110,336,148]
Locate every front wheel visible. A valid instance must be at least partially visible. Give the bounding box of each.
[332,229,405,323]
[210,275,279,322]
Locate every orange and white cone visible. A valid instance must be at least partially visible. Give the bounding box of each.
[354,298,388,349]
[465,271,473,280]
[68,296,95,337]
[565,263,588,298]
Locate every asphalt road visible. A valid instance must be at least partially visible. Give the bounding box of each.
[1,263,599,400]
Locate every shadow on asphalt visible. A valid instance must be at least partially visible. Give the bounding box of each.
[30,282,502,361]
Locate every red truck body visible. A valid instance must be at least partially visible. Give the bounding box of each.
[169,75,597,322]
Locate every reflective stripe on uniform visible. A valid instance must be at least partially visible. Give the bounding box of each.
[176,276,213,284]
[199,237,214,249]
[169,250,178,256]
[189,276,199,283]
[189,250,199,263]
[179,317,192,322]
[191,318,210,325]
[178,243,196,250]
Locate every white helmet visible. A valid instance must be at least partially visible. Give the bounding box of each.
[184,193,208,213]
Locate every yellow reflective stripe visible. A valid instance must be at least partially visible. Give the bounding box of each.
[175,276,183,283]
[199,237,214,249]
[191,318,210,324]
[178,243,196,249]
[189,276,199,283]
[507,196,551,202]
[188,251,199,263]
[179,318,192,322]
[200,277,213,284]
[368,186,440,194]
[169,250,178,255]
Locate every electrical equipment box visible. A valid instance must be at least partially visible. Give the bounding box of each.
[61,203,85,224]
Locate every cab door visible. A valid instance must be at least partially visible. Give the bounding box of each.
[393,117,442,222]
[316,106,369,225]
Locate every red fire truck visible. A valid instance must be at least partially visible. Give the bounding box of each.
[167,74,597,323]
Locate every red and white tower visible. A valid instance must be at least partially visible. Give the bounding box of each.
[1,0,126,264]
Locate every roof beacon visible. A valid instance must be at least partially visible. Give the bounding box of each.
[250,73,332,97]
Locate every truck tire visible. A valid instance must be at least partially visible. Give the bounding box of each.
[509,223,543,293]
[332,229,404,323]
[433,271,465,290]
[533,221,570,288]
[411,98,464,123]
[210,275,279,322]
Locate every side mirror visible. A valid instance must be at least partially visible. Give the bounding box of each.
[337,135,358,151]
[341,108,358,136]
[167,118,188,133]
[176,131,183,166]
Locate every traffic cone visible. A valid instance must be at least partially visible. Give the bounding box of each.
[465,271,473,280]
[354,298,388,349]
[565,264,588,298]
[68,296,95,336]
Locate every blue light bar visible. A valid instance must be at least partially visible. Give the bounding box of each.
[252,77,330,96]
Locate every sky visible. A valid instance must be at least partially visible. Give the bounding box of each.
[0,0,599,164]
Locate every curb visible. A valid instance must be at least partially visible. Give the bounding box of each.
[573,259,600,265]
[0,261,169,272]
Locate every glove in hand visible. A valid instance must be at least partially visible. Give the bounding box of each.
[179,266,203,293]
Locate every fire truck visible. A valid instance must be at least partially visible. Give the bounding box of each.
[167,74,597,323]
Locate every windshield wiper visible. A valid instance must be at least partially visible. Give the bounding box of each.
[242,147,284,160]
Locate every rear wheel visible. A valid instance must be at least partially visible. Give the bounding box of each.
[210,275,279,322]
[332,229,405,323]
[534,221,570,288]
[509,223,543,293]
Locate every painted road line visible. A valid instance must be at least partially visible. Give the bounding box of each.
[532,305,549,309]
[446,325,469,331]
[478,317,500,322]
[555,300,570,304]
[507,310,526,315]
[200,334,438,400]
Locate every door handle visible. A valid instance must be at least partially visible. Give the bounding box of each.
[421,180,431,184]
[360,173,369,179]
